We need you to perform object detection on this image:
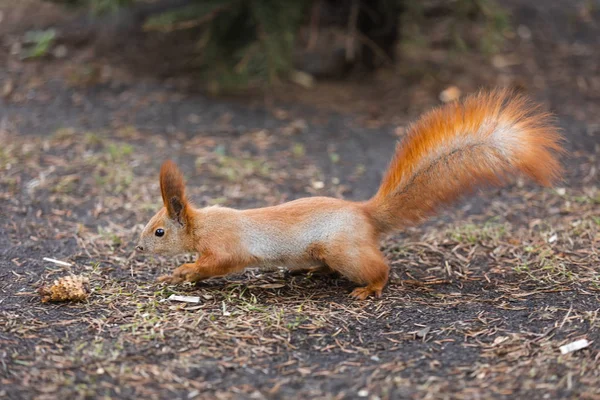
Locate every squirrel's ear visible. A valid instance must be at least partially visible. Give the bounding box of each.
[159,160,188,225]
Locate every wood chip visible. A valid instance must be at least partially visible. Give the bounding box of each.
[167,295,200,304]
[560,339,590,354]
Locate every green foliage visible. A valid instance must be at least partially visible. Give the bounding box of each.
[476,0,510,54]
[89,0,133,13]
[22,29,57,59]
[401,0,508,55]
[45,0,132,11]
[90,0,310,90]
[49,0,507,89]
[147,0,310,90]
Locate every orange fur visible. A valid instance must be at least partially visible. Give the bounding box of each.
[367,89,564,232]
[138,89,564,300]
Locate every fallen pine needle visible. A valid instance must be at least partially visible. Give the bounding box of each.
[403,279,450,286]
[43,257,72,267]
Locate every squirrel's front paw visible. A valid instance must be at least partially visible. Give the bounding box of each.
[158,263,205,284]
[157,274,184,284]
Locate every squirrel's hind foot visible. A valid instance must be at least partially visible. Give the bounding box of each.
[349,285,383,300]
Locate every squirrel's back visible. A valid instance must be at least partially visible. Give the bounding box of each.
[366,89,564,233]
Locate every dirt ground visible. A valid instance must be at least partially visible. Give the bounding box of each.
[0,1,599,399]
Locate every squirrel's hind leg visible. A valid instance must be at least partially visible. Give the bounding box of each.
[347,257,389,300]
[320,244,390,300]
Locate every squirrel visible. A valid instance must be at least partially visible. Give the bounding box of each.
[136,89,564,300]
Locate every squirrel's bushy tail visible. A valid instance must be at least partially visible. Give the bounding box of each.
[366,89,564,233]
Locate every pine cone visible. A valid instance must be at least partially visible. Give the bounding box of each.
[39,275,91,303]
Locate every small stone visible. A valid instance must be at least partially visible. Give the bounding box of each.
[492,54,521,69]
[2,80,14,98]
[394,126,406,137]
[10,42,21,56]
[187,114,201,124]
[273,109,289,120]
[517,25,532,40]
[52,45,68,58]
[416,326,431,338]
[282,119,308,136]
[439,86,461,103]
[289,69,315,89]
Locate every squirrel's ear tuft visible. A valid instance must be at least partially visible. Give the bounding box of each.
[159,160,188,224]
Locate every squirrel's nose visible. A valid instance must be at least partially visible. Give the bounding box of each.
[136,245,144,252]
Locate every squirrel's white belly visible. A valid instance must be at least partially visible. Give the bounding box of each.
[240,210,359,266]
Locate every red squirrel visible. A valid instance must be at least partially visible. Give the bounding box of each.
[136,89,564,300]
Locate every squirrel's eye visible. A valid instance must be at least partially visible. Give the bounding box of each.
[155,228,165,237]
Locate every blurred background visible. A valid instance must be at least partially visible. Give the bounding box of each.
[1,0,597,202]
[1,0,598,209]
